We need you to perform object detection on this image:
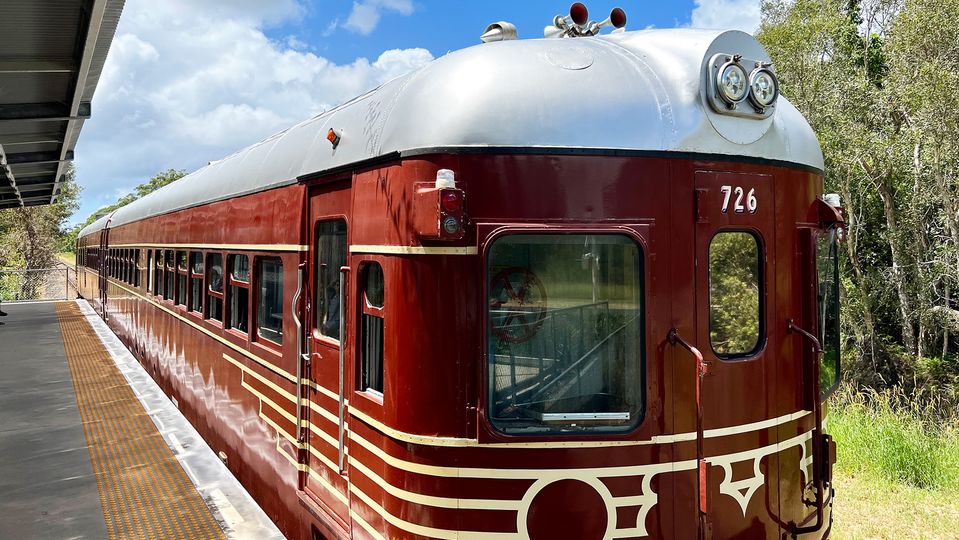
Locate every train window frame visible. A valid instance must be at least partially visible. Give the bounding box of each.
[227,254,250,335]
[707,229,766,360]
[134,249,142,288]
[817,227,841,397]
[147,250,154,293]
[154,249,163,297]
[205,252,225,324]
[164,250,175,301]
[357,260,385,399]
[255,256,284,346]
[176,251,188,306]
[189,252,204,314]
[483,231,647,437]
[313,219,348,344]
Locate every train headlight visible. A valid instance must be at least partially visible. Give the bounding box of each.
[748,68,779,109]
[718,62,748,104]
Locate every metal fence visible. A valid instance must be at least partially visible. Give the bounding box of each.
[0,266,77,302]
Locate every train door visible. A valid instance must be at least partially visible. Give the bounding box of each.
[690,171,780,537]
[304,180,352,530]
[98,225,110,317]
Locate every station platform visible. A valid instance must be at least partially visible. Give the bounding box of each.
[0,301,284,540]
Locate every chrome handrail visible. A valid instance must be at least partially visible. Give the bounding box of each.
[337,266,349,473]
[292,263,306,443]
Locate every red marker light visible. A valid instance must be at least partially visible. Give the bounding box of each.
[570,3,589,26]
[327,128,341,148]
[441,190,462,212]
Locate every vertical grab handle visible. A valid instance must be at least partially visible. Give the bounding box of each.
[292,263,306,443]
[337,266,350,473]
[787,319,827,535]
[667,328,710,538]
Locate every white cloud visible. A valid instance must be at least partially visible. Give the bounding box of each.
[72,0,432,223]
[690,0,761,34]
[344,0,414,35]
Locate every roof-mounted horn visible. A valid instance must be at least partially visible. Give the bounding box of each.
[545,4,627,38]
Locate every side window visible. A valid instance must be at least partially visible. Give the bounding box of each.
[176,251,187,305]
[134,249,141,287]
[817,228,841,394]
[147,250,154,292]
[206,253,224,322]
[709,231,763,358]
[359,262,384,395]
[257,258,284,344]
[153,250,163,296]
[228,255,249,333]
[164,250,174,301]
[190,252,204,313]
[487,234,644,435]
[314,220,347,340]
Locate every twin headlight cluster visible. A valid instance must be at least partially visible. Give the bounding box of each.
[706,53,780,119]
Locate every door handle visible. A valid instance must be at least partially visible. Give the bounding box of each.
[667,328,709,533]
[337,266,350,473]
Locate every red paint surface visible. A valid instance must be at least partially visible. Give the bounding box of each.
[76,153,833,539]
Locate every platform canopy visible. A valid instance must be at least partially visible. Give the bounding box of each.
[0,0,125,210]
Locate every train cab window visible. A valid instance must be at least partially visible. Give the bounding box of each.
[153,250,163,296]
[147,250,154,292]
[189,252,204,313]
[314,220,347,340]
[487,234,644,435]
[164,250,175,300]
[359,262,385,395]
[256,258,284,344]
[176,251,188,305]
[206,253,224,322]
[709,231,763,358]
[228,255,250,334]
[818,228,841,394]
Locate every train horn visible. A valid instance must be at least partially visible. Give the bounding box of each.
[545,3,589,38]
[584,8,627,36]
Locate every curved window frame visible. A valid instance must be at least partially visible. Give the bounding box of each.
[817,227,842,397]
[483,231,647,438]
[707,229,766,361]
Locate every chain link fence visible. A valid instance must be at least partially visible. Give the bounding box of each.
[0,266,77,302]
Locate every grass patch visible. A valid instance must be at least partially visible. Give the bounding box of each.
[56,252,75,266]
[829,384,959,537]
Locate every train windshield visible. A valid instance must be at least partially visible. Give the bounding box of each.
[487,234,643,435]
[817,227,841,394]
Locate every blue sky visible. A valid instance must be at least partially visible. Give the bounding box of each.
[71,0,760,225]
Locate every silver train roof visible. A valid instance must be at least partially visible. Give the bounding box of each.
[80,28,823,237]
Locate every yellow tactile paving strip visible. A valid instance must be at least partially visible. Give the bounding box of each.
[55,302,227,540]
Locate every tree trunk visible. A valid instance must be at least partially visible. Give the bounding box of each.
[874,175,916,355]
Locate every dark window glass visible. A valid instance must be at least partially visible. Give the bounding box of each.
[134,249,141,287]
[229,255,249,333]
[257,258,284,344]
[206,253,224,322]
[190,252,204,313]
[314,220,347,339]
[176,250,187,305]
[709,231,763,358]
[360,262,385,394]
[164,250,174,300]
[487,234,643,435]
[818,228,841,394]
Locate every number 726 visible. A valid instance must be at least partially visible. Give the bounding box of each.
[720,185,758,214]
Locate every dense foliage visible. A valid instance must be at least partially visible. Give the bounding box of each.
[759,0,959,400]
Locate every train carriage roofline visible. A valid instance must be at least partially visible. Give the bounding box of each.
[78,28,823,238]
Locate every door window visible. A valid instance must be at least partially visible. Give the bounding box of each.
[708,231,763,358]
[359,262,385,395]
[486,234,644,435]
[257,258,284,344]
[314,220,347,340]
[817,228,841,393]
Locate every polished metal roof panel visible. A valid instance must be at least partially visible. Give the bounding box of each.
[82,28,824,237]
[0,0,126,209]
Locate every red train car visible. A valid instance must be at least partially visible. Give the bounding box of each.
[76,15,843,540]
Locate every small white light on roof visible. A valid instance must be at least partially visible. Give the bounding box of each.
[748,68,779,109]
[824,193,841,207]
[718,62,748,104]
[435,169,455,189]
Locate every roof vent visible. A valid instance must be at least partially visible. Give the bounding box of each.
[480,22,518,43]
